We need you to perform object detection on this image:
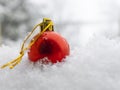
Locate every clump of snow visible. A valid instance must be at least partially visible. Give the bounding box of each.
[0,35,120,90]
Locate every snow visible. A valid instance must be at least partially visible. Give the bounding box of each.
[0,34,120,90]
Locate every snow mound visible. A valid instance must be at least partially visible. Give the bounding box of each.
[0,35,120,90]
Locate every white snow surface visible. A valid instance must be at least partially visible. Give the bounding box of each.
[0,34,120,90]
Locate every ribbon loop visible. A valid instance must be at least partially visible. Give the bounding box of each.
[1,18,54,69]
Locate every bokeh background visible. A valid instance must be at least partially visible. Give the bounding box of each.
[1,0,120,45]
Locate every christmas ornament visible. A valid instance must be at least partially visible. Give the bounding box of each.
[1,18,70,69]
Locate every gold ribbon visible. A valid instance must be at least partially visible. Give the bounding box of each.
[1,18,54,69]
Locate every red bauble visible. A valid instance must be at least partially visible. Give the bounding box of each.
[28,31,70,63]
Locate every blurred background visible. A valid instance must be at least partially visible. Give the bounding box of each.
[0,0,120,46]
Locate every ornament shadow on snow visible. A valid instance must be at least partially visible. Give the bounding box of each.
[1,18,70,69]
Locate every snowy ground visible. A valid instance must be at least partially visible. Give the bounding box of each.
[0,32,120,90]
